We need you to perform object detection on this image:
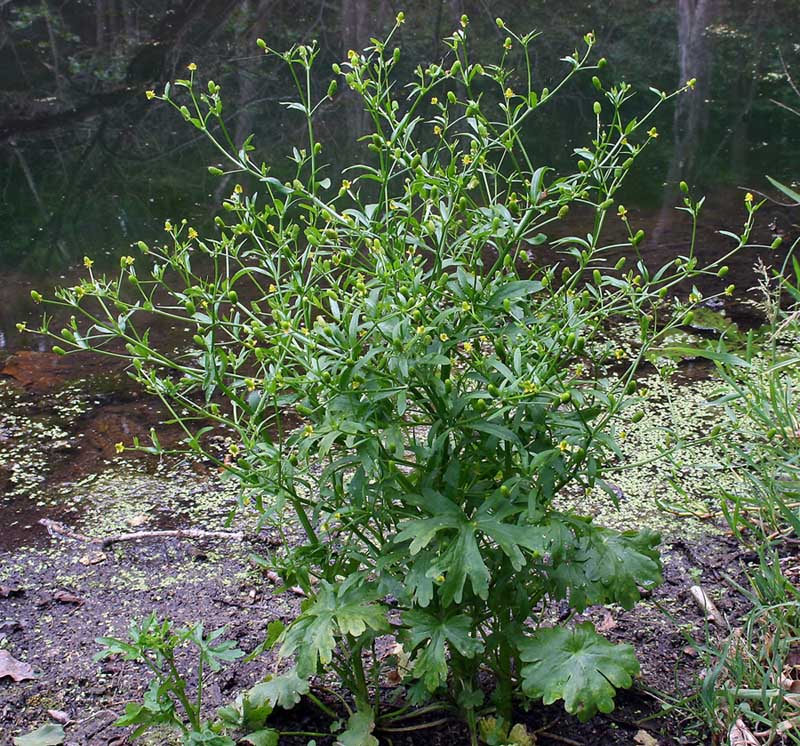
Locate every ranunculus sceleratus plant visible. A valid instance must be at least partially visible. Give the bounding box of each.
[35,13,746,746]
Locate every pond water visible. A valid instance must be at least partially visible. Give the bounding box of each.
[0,0,799,548]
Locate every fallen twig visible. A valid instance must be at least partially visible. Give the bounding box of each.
[265,570,306,597]
[39,518,243,547]
[689,585,726,627]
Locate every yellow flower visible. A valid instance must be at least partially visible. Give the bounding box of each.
[744,192,754,203]
[341,179,351,190]
[187,227,198,240]
[121,255,135,266]
[430,96,439,105]
[439,332,449,342]
[433,125,442,136]
[416,326,426,335]
[303,424,315,436]
[396,11,405,24]
[558,440,569,453]
[187,62,197,71]
[686,77,697,90]
[114,442,125,454]
[504,87,514,99]
[269,284,277,293]
[617,205,628,219]
[503,38,512,51]
[234,184,243,194]
[145,89,156,100]
[83,256,94,269]
[164,220,173,232]
[462,154,472,166]
[463,341,474,354]
[614,348,625,360]
[245,378,256,392]
[647,127,659,138]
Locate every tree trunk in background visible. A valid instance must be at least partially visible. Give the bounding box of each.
[339,0,390,140]
[215,0,273,202]
[653,0,716,245]
[670,0,715,182]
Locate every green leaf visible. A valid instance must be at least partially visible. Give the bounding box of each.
[550,525,662,610]
[767,175,800,204]
[657,346,748,367]
[487,280,544,308]
[519,622,639,721]
[241,730,279,746]
[13,725,65,746]
[185,730,237,746]
[403,610,483,691]
[280,581,388,675]
[246,668,310,711]
[336,710,379,746]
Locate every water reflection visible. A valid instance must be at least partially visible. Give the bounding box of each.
[0,0,798,351]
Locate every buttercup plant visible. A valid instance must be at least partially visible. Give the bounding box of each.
[35,14,744,745]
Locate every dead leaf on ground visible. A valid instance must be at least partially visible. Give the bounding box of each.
[45,710,70,725]
[0,650,36,682]
[729,718,760,746]
[0,583,23,598]
[634,730,660,746]
[12,723,65,746]
[597,609,617,633]
[52,591,84,606]
[78,550,106,566]
[126,513,148,528]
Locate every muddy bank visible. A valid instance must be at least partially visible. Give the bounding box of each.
[0,517,750,745]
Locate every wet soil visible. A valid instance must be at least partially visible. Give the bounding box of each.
[0,520,752,745]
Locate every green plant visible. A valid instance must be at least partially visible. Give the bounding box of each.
[713,254,800,544]
[96,615,244,742]
[677,200,800,742]
[33,15,738,745]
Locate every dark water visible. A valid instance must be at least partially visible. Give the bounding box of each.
[1,0,799,352]
[0,1,798,548]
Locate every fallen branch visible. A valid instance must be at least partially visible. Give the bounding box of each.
[39,518,243,547]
